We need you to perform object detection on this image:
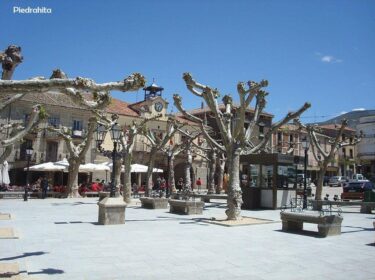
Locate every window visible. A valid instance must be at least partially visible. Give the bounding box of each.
[289,134,294,143]
[350,149,353,159]
[20,139,33,160]
[259,125,264,134]
[277,132,282,143]
[48,116,60,128]
[258,122,265,136]
[72,120,83,131]
[342,148,346,158]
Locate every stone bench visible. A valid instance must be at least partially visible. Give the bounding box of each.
[280,212,343,237]
[203,194,228,203]
[0,191,24,199]
[316,200,375,214]
[35,191,66,199]
[84,192,99,197]
[169,199,205,215]
[196,194,228,203]
[140,197,168,209]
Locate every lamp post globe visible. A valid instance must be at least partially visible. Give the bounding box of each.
[96,124,107,148]
[24,147,33,202]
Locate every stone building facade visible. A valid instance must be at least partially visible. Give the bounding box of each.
[356,115,375,180]
[0,91,95,185]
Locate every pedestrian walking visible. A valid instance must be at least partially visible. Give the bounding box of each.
[196,177,202,192]
[40,176,49,199]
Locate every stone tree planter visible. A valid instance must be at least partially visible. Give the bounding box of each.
[169,199,205,215]
[98,197,127,225]
[140,197,169,209]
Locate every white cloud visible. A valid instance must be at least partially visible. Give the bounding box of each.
[352,108,365,111]
[315,52,343,63]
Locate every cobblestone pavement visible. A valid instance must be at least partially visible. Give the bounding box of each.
[0,192,374,280]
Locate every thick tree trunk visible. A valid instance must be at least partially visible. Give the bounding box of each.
[315,162,328,201]
[184,149,192,190]
[67,159,81,198]
[168,155,176,194]
[146,150,156,196]
[123,153,132,203]
[207,150,216,194]
[216,158,225,194]
[225,148,243,220]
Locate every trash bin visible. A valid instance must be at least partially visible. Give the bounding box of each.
[364,190,375,202]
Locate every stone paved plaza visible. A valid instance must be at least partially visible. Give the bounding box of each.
[0,191,374,280]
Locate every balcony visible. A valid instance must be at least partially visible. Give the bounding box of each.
[72,129,86,139]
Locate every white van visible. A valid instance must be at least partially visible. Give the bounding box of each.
[351,174,368,182]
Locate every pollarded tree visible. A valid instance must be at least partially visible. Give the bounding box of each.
[294,118,361,203]
[176,129,202,192]
[98,113,160,202]
[0,45,45,165]
[32,69,146,197]
[142,118,181,196]
[174,73,310,220]
[215,151,226,194]
[120,118,157,203]
[161,139,185,194]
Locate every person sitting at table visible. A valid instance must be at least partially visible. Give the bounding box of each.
[79,183,88,196]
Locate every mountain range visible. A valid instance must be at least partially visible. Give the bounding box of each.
[313,109,375,129]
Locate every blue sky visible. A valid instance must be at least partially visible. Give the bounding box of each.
[1,0,374,121]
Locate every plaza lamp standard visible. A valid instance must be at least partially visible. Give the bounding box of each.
[24,147,33,201]
[301,137,310,209]
[96,123,122,198]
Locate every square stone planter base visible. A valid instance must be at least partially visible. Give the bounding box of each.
[140,197,169,209]
[98,197,127,225]
[169,199,205,215]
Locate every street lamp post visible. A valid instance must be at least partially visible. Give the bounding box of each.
[301,137,310,209]
[96,123,122,198]
[24,147,33,201]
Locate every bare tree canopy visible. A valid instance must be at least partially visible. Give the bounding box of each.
[294,118,362,203]
[174,73,310,220]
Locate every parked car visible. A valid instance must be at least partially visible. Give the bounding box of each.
[341,181,374,200]
[343,181,374,193]
[350,174,367,182]
[329,176,347,187]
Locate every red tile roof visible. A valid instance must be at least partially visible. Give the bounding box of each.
[177,104,274,118]
[106,98,140,117]
[318,124,356,132]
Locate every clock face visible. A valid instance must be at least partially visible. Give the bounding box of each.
[154,102,163,112]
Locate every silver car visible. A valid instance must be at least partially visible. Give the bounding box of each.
[328,176,347,187]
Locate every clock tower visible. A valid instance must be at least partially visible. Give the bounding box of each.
[143,80,164,101]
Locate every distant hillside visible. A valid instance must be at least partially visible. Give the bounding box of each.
[314,110,375,129]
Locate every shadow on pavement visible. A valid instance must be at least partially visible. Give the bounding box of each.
[51,202,97,206]
[28,268,64,275]
[341,225,374,234]
[0,251,48,261]
[274,229,322,238]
